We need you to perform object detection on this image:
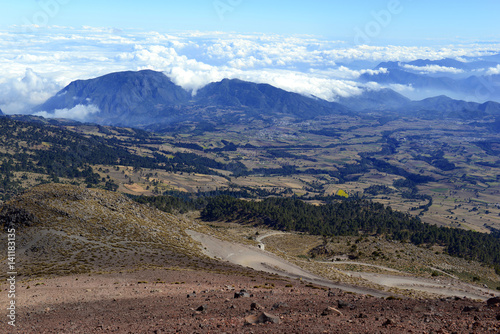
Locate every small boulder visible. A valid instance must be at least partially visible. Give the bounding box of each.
[196,305,208,312]
[245,312,281,325]
[321,307,343,316]
[382,318,395,327]
[271,302,289,310]
[463,305,480,312]
[250,302,263,311]
[234,289,251,299]
[337,300,355,310]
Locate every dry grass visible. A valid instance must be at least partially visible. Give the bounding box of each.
[0,184,231,279]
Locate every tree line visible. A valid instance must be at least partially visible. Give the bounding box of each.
[198,195,500,272]
[133,191,500,272]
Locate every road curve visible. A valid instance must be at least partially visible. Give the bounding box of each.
[187,230,390,298]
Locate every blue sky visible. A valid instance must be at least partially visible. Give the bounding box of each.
[0,1,500,116]
[3,0,500,43]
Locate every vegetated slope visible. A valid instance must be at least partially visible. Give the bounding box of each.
[0,184,226,278]
[200,196,500,272]
[0,117,244,200]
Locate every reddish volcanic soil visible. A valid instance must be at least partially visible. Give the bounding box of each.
[2,269,500,334]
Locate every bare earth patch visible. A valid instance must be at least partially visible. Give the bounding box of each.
[2,269,500,333]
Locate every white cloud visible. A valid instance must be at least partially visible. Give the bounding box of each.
[402,64,464,74]
[234,70,364,100]
[34,104,100,121]
[327,44,500,62]
[0,26,499,112]
[486,64,500,76]
[319,66,388,80]
[386,84,415,93]
[0,68,62,114]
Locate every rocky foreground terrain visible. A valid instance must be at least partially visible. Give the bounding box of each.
[1,184,499,333]
[2,269,500,334]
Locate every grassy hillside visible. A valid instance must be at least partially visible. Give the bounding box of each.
[0,184,233,278]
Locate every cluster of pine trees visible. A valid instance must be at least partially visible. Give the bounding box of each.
[199,196,500,271]
[134,192,500,272]
[0,118,247,198]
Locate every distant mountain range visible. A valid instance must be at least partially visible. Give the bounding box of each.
[376,58,500,71]
[338,89,500,118]
[362,59,500,102]
[32,69,500,129]
[34,70,348,128]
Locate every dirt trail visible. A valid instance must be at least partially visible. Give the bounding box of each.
[187,230,389,297]
[348,271,494,300]
[189,230,499,300]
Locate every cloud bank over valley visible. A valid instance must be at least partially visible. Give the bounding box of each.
[1,26,500,117]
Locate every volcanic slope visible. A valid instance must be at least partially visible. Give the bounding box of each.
[0,184,239,278]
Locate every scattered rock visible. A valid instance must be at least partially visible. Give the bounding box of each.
[196,305,208,312]
[338,300,355,310]
[321,306,343,316]
[234,289,251,298]
[463,305,480,312]
[250,302,263,311]
[271,302,288,310]
[382,318,395,327]
[187,292,196,298]
[245,312,281,325]
[10,268,500,333]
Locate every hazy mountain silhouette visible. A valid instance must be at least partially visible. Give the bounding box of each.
[34,71,350,127]
[33,69,500,128]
